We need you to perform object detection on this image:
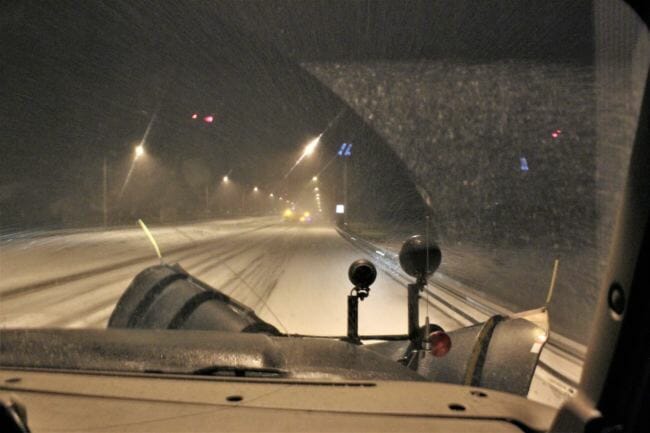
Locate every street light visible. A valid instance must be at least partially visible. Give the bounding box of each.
[223,175,229,183]
[134,144,145,160]
[253,186,259,192]
[118,143,147,199]
[285,133,324,179]
[302,134,321,158]
[269,193,274,198]
[312,176,318,182]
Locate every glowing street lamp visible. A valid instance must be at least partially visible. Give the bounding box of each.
[302,134,321,158]
[284,133,324,180]
[134,144,145,160]
[312,176,318,182]
[253,186,259,192]
[223,175,229,183]
[118,143,147,199]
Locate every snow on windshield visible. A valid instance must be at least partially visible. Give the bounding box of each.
[1,0,648,408]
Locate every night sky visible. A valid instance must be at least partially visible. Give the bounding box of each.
[1,0,594,228]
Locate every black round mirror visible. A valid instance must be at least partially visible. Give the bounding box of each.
[348,259,377,289]
[398,235,441,279]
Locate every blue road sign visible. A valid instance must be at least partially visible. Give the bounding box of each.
[338,143,352,157]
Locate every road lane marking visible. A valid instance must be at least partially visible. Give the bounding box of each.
[0,223,277,300]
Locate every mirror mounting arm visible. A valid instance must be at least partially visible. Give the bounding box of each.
[346,290,361,345]
[408,280,425,348]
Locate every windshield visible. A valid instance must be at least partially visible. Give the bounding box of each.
[1,0,648,409]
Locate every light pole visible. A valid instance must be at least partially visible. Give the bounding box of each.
[337,143,353,226]
[241,189,246,214]
[219,174,234,215]
[343,159,348,225]
[205,184,210,214]
[102,143,146,226]
[119,143,147,198]
[283,134,323,205]
[102,158,108,226]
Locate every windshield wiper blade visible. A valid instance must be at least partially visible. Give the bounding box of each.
[192,366,287,378]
